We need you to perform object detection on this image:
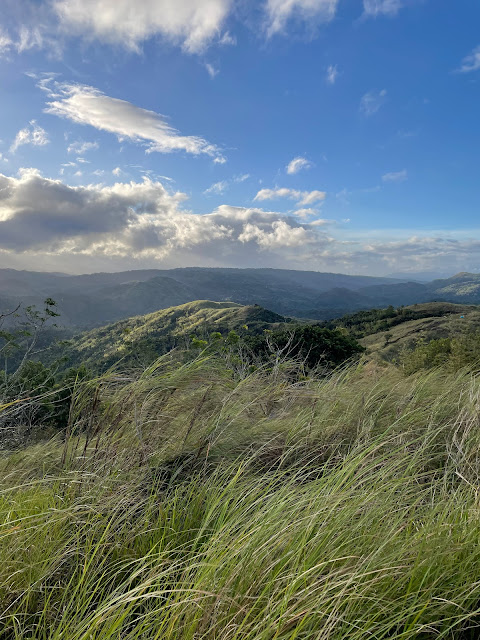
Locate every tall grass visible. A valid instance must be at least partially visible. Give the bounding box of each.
[1,356,480,638]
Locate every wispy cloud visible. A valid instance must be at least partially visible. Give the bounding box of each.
[204,180,229,195]
[457,46,480,73]
[363,0,405,17]
[326,64,339,85]
[204,174,251,195]
[382,169,407,183]
[286,156,311,175]
[10,121,50,153]
[360,89,387,116]
[43,81,226,162]
[205,63,219,78]
[255,187,326,206]
[265,0,339,36]
[67,140,99,154]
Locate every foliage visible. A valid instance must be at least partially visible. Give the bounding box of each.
[243,324,364,370]
[0,300,91,447]
[400,332,480,374]
[321,302,473,338]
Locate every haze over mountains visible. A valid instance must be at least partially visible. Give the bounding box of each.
[2,267,480,329]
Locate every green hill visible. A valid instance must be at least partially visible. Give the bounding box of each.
[355,302,480,360]
[50,300,292,371]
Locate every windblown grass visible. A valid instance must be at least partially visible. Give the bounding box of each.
[1,356,480,638]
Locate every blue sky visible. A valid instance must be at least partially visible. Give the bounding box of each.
[0,0,480,276]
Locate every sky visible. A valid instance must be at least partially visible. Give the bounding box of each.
[0,0,480,277]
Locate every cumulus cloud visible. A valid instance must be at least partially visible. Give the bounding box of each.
[286,156,311,174]
[53,0,232,53]
[360,89,387,116]
[363,0,404,16]
[44,82,225,162]
[382,169,407,183]
[265,0,339,36]
[255,187,326,206]
[326,64,339,85]
[10,121,50,153]
[0,170,325,263]
[457,46,480,74]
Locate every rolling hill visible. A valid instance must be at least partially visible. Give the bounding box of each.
[47,300,292,371]
[354,302,480,361]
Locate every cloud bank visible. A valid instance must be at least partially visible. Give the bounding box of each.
[0,169,478,276]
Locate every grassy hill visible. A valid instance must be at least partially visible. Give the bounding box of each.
[49,300,292,371]
[3,352,480,638]
[360,303,480,360]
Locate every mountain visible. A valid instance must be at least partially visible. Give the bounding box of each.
[3,267,480,330]
[47,300,291,371]
[0,267,404,328]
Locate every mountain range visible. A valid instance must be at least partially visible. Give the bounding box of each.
[2,267,480,328]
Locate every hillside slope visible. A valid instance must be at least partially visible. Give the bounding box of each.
[50,300,291,371]
[358,302,480,360]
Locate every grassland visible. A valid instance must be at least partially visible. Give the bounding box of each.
[360,302,480,361]
[2,351,480,638]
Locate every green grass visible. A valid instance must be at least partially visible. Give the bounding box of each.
[1,356,480,638]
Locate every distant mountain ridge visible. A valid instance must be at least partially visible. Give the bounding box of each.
[1,267,480,328]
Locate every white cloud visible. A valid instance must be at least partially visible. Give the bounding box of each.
[67,140,99,154]
[286,156,311,174]
[360,89,387,116]
[458,46,480,74]
[204,180,229,195]
[204,174,250,194]
[219,31,236,46]
[255,187,326,206]
[382,169,407,183]
[112,167,123,177]
[3,169,480,276]
[44,82,225,162]
[294,207,318,219]
[0,28,13,56]
[265,0,339,36]
[363,0,404,16]
[0,170,325,266]
[326,64,339,85]
[54,0,232,54]
[205,63,219,78]
[10,121,50,153]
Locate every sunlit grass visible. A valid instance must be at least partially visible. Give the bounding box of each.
[1,357,480,638]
